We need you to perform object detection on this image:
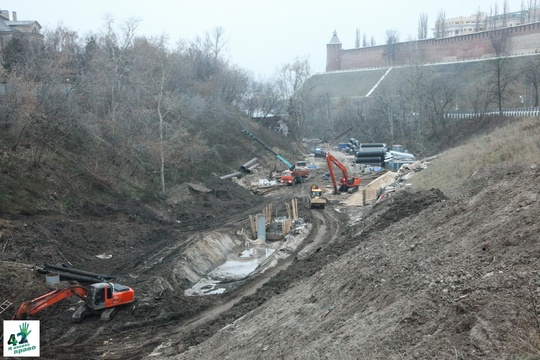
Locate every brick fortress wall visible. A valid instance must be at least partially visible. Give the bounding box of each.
[326,22,540,72]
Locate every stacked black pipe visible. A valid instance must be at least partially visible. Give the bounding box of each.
[38,263,116,283]
[355,144,387,167]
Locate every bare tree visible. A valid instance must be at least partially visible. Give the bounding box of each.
[355,28,361,48]
[383,29,400,64]
[502,0,509,27]
[485,25,518,115]
[362,34,368,47]
[333,98,370,140]
[434,9,446,38]
[373,79,400,145]
[488,6,496,30]
[275,57,321,147]
[132,36,212,192]
[476,8,483,31]
[2,76,38,152]
[96,16,141,125]
[399,65,434,145]
[492,3,500,29]
[529,0,539,22]
[370,36,376,46]
[522,56,540,107]
[418,13,428,40]
[426,73,459,140]
[241,78,282,119]
[204,26,228,61]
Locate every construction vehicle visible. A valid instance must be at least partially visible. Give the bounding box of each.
[280,168,309,185]
[309,184,327,209]
[326,152,361,194]
[314,147,325,158]
[242,129,309,185]
[13,282,135,322]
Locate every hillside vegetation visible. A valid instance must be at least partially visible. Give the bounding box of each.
[0,22,300,215]
[306,55,540,156]
[409,116,540,191]
[2,21,540,216]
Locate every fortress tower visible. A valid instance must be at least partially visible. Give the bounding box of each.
[326,31,342,72]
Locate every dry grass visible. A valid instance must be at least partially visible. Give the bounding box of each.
[407,117,540,192]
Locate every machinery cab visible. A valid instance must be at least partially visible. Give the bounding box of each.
[86,282,135,310]
[309,185,326,209]
[310,185,323,199]
[339,176,361,191]
[281,170,294,184]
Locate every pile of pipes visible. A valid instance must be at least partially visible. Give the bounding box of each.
[355,143,417,170]
[220,157,260,180]
[355,143,388,167]
[344,138,360,154]
[37,263,116,283]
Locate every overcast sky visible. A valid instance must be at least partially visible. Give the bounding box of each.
[0,0,525,78]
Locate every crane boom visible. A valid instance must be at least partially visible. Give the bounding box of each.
[242,129,295,170]
[330,127,353,142]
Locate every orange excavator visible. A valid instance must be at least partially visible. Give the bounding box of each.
[13,282,135,322]
[326,152,361,194]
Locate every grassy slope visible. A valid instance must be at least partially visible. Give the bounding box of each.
[407,116,540,192]
[312,55,540,109]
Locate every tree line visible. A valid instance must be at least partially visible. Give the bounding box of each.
[0,19,311,196]
[1,16,539,202]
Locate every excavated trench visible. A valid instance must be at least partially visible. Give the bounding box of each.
[179,219,313,296]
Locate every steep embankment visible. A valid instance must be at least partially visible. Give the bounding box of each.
[176,163,540,359]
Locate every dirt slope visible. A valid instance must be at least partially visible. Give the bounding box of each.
[2,159,539,359]
[174,163,540,359]
[0,178,271,358]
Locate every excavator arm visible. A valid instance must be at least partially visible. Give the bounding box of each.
[326,152,340,194]
[326,152,360,194]
[14,285,88,320]
[326,152,351,193]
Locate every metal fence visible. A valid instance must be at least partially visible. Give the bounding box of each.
[444,107,540,118]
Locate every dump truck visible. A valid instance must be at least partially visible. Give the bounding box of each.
[281,168,310,185]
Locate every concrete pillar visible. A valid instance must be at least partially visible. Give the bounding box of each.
[257,214,266,242]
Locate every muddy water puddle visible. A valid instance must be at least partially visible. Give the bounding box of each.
[185,246,275,296]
